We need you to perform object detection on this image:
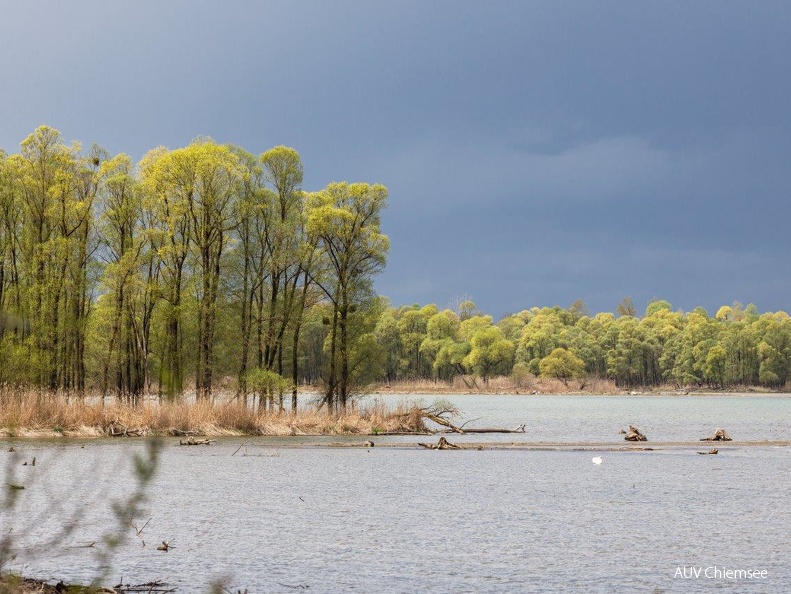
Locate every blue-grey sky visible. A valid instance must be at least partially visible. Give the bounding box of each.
[2,1,790,319]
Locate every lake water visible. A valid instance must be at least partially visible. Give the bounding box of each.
[2,395,790,593]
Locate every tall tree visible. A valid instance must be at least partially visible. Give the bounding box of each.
[12,126,101,391]
[616,296,637,318]
[140,146,191,400]
[96,153,151,400]
[258,146,308,406]
[143,139,243,398]
[307,182,389,411]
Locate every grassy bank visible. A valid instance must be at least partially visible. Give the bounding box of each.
[0,389,428,438]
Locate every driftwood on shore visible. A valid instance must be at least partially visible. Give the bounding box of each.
[169,428,197,437]
[107,422,143,437]
[394,402,525,436]
[179,437,215,446]
[423,410,466,433]
[113,580,176,593]
[439,423,526,434]
[418,437,462,450]
[700,428,732,441]
[624,425,647,441]
[0,576,176,594]
[426,409,525,435]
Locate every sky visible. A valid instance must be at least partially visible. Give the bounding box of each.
[2,1,790,320]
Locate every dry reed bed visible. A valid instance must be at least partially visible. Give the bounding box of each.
[0,390,426,438]
[374,376,622,395]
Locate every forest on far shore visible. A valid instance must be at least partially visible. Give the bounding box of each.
[2,127,790,409]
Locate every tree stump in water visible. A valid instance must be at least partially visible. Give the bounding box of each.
[156,540,171,551]
[624,425,647,441]
[700,428,732,441]
[418,437,462,450]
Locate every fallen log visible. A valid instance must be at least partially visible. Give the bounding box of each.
[169,428,197,437]
[418,437,462,450]
[700,428,732,442]
[107,422,144,437]
[624,425,647,442]
[450,424,526,434]
[424,413,466,434]
[179,437,215,446]
[116,580,176,593]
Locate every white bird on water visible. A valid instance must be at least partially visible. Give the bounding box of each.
[592,456,603,465]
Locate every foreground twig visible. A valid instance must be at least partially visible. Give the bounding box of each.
[131,517,152,546]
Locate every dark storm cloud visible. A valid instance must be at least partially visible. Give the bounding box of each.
[1,1,790,318]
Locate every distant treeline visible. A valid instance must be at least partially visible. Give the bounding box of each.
[2,128,789,406]
[379,298,791,389]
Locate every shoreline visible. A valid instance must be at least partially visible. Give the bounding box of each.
[256,440,790,450]
[1,387,788,440]
[4,434,789,449]
[366,376,788,396]
[369,390,791,398]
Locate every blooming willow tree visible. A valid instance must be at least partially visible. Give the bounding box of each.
[307,182,389,411]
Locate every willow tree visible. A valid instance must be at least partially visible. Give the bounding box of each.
[140,146,191,399]
[97,153,151,399]
[60,143,104,393]
[185,141,243,398]
[539,347,586,386]
[8,126,102,391]
[0,151,22,340]
[258,146,305,378]
[463,325,515,384]
[143,139,243,398]
[234,146,320,412]
[14,126,69,386]
[307,182,389,411]
[419,308,462,381]
[228,147,265,399]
